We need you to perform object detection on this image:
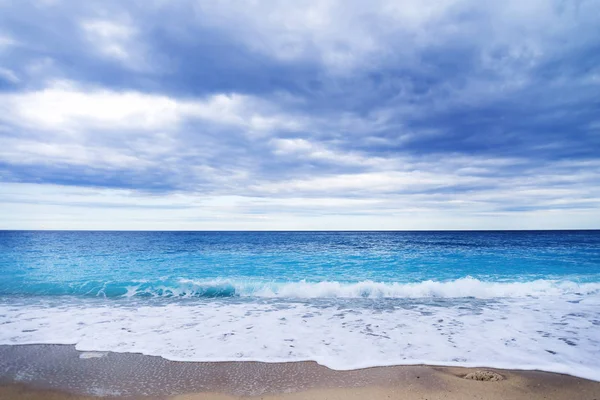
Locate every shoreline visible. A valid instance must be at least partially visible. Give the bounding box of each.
[1,345,600,399]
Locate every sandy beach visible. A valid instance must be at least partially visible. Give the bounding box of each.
[1,345,599,400]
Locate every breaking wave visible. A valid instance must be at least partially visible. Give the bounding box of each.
[2,277,599,299]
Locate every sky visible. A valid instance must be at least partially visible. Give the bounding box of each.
[0,0,599,230]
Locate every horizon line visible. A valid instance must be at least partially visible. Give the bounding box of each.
[1,229,599,233]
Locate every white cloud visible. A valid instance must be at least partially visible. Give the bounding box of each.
[0,81,302,134]
[80,18,151,70]
[1,182,599,230]
[186,93,304,135]
[0,67,19,83]
[191,0,472,72]
[0,81,304,175]
[1,81,181,132]
[251,170,478,195]
[0,34,17,49]
[190,0,585,75]
[82,19,135,60]
[0,137,152,169]
[270,138,393,168]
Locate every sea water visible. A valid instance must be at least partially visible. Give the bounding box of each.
[0,231,599,380]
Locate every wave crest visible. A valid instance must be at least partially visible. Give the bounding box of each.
[122,277,600,299]
[2,277,598,299]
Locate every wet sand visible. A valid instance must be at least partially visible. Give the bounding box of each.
[0,345,599,399]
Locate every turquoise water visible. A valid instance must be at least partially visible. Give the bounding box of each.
[1,231,599,380]
[1,231,599,297]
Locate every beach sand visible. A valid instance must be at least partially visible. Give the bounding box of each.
[0,345,599,400]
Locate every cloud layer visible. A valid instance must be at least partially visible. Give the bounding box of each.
[0,0,599,229]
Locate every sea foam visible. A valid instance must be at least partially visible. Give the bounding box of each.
[1,285,599,381]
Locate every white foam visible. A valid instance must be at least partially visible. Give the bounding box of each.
[1,289,599,381]
[79,351,108,359]
[125,277,600,299]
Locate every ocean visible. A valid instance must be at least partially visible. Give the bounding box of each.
[1,231,599,380]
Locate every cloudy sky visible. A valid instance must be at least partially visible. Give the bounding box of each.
[0,0,599,230]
